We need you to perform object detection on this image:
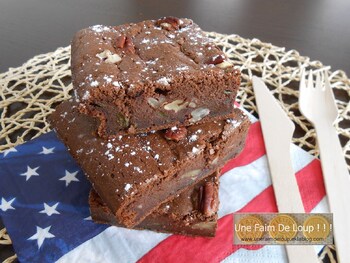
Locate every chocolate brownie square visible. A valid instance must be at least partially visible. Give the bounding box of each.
[89,172,219,237]
[49,101,249,227]
[71,17,240,138]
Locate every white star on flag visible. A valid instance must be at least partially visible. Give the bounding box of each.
[20,166,40,181]
[84,216,92,220]
[28,226,55,249]
[3,147,17,157]
[0,197,16,212]
[38,147,55,155]
[59,170,79,186]
[39,202,60,216]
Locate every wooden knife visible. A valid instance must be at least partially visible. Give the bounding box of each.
[252,76,319,263]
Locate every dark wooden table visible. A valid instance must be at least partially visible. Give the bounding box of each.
[1,0,349,261]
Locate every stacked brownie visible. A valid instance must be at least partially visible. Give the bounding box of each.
[49,17,250,237]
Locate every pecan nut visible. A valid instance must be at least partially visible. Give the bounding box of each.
[164,99,189,113]
[164,127,187,141]
[96,50,122,64]
[147,95,166,108]
[216,61,233,69]
[116,35,127,48]
[206,54,225,65]
[181,169,201,178]
[189,108,210,123]
[124,37,135,54]
[199,182,218,217]
[156,16,180,30]
[115,35,135,54]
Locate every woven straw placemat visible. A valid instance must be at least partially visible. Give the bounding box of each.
[1,32,349,263]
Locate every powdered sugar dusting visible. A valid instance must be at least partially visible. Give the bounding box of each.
[90,25,112,33]
[226,118,242,128]
[176,65,190,71]
[82,91,90,101]
[192,147,200,154]
[90,80,99,87]
[141,39,150,44]
[189,134,198,142]
[103,75,113,83]
[133,166,143,173]
[124,183,132,192]
[156,77,171,86]
[113,81,121,87]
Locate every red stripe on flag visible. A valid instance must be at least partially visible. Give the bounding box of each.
[239,184,277,213]
[221,122,266,174]
[296,159,325,212]
[138,216,234,263]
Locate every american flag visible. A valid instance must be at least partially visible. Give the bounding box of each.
[0,112,328,263]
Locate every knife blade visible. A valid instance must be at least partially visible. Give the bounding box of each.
[252,76,319,263]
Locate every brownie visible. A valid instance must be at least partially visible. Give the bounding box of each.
[49,100,250,227]
[71,17,240,137]
[90,172,219,237]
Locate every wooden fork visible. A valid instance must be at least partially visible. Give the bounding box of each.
[299,70,350,263]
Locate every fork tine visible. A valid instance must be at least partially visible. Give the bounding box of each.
[324,71,337,106]
[307,69,313,88]
[316,71,322,90]
[324,71,332,93]
[299,69,309,117]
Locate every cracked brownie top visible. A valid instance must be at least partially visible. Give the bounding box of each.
[71,17,234,99]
